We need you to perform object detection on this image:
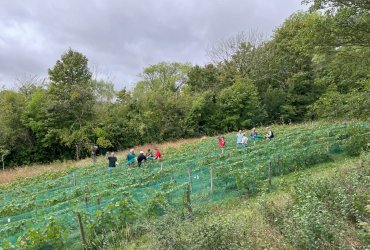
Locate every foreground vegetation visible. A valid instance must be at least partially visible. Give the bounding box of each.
[0,121,368,249]
[122,154,369,250]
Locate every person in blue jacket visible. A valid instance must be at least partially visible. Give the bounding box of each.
[127,148,136,164]
[236,130,243,148]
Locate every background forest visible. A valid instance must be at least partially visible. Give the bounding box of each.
[0,0,369,167]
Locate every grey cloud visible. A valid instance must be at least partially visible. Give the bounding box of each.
[0,0,306,90]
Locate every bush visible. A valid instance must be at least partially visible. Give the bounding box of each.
[262,163,369,249]
[340,126,369,156]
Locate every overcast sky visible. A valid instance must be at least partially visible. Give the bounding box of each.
[0,0,306,90]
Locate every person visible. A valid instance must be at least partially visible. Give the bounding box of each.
[91,145,98,164]
[127,148,136,164]
[250,128,257,145]
[242,133,248,146]
[154,148,162,160]
[218,135,226,154]
[146,149,153,160]
[236,130,243,148]
[137,151,147,167]
[250,128,257,138]
[265,127,274,139]
[106,152,117,174]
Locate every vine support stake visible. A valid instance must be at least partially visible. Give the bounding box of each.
[73,173,76,187]
[84,186,89,207]
[186,183,192,214]
[160,162,163,172]
[84,193,88,208]
[210,166,213,194]
[268,161,272,188]
[188,168,192,192]
[97,197,101,205]
[76,212,87,250]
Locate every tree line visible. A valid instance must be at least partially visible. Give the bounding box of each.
[0,0,368,168]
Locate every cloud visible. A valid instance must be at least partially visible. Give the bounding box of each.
[0,0,305,90]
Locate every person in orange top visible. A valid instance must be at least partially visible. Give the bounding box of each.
[154,148,162,160]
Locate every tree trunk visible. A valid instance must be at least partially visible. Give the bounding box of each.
[75,144,80,161]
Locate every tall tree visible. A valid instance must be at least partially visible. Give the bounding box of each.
[47,49,95,160]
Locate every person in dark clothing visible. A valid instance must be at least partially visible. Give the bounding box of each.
[106,152,118,167]
[106,152,118,174]
[146,149,153,160]
[137,151,147,167]
[265,127,274,139]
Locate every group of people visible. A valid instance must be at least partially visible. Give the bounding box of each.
[106,148,162,169]
[218,127,274,151]
[107,127,274,169]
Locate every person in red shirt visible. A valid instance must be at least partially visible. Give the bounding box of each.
[218,135,226,154]
[154,148,162,160]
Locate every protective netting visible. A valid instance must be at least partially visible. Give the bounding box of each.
[0,121,369,248]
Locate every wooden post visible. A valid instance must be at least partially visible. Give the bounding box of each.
[125,222,130,240]
[96,197,101,205]
[76,212,87,250]
[84,186,89,207]
[186,183,192,214]
[1,154,4,171]
[73,173,76,186]
[326,131,330,153]
[84,193,88,208]
[188,168,192,192]
[160,162,163,172]
[268,161,272,188]
[210,166,213,194]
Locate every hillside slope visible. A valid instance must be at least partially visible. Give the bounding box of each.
[0,121,369,249]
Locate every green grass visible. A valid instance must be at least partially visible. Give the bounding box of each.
[0,120,369,249]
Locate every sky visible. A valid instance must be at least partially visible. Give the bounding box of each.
[0,0,307,90]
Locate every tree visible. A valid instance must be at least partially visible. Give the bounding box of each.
[0,147,9,170]
[47,49,95,160]
[185,91,219,135]
[217,79,266,131]
[0,90,29,167]
[248,12,322,122]
[206,31,266,64]
[303,0,370,47]
[140,62,191,93]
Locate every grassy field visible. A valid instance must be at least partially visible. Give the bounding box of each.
[0,138,199,185]
[0,121,369,249]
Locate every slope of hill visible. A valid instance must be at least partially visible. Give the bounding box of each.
[0,121,369,249]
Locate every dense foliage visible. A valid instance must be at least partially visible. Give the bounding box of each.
[0,1,369,167]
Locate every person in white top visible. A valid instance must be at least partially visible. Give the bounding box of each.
[241,133,248,146]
